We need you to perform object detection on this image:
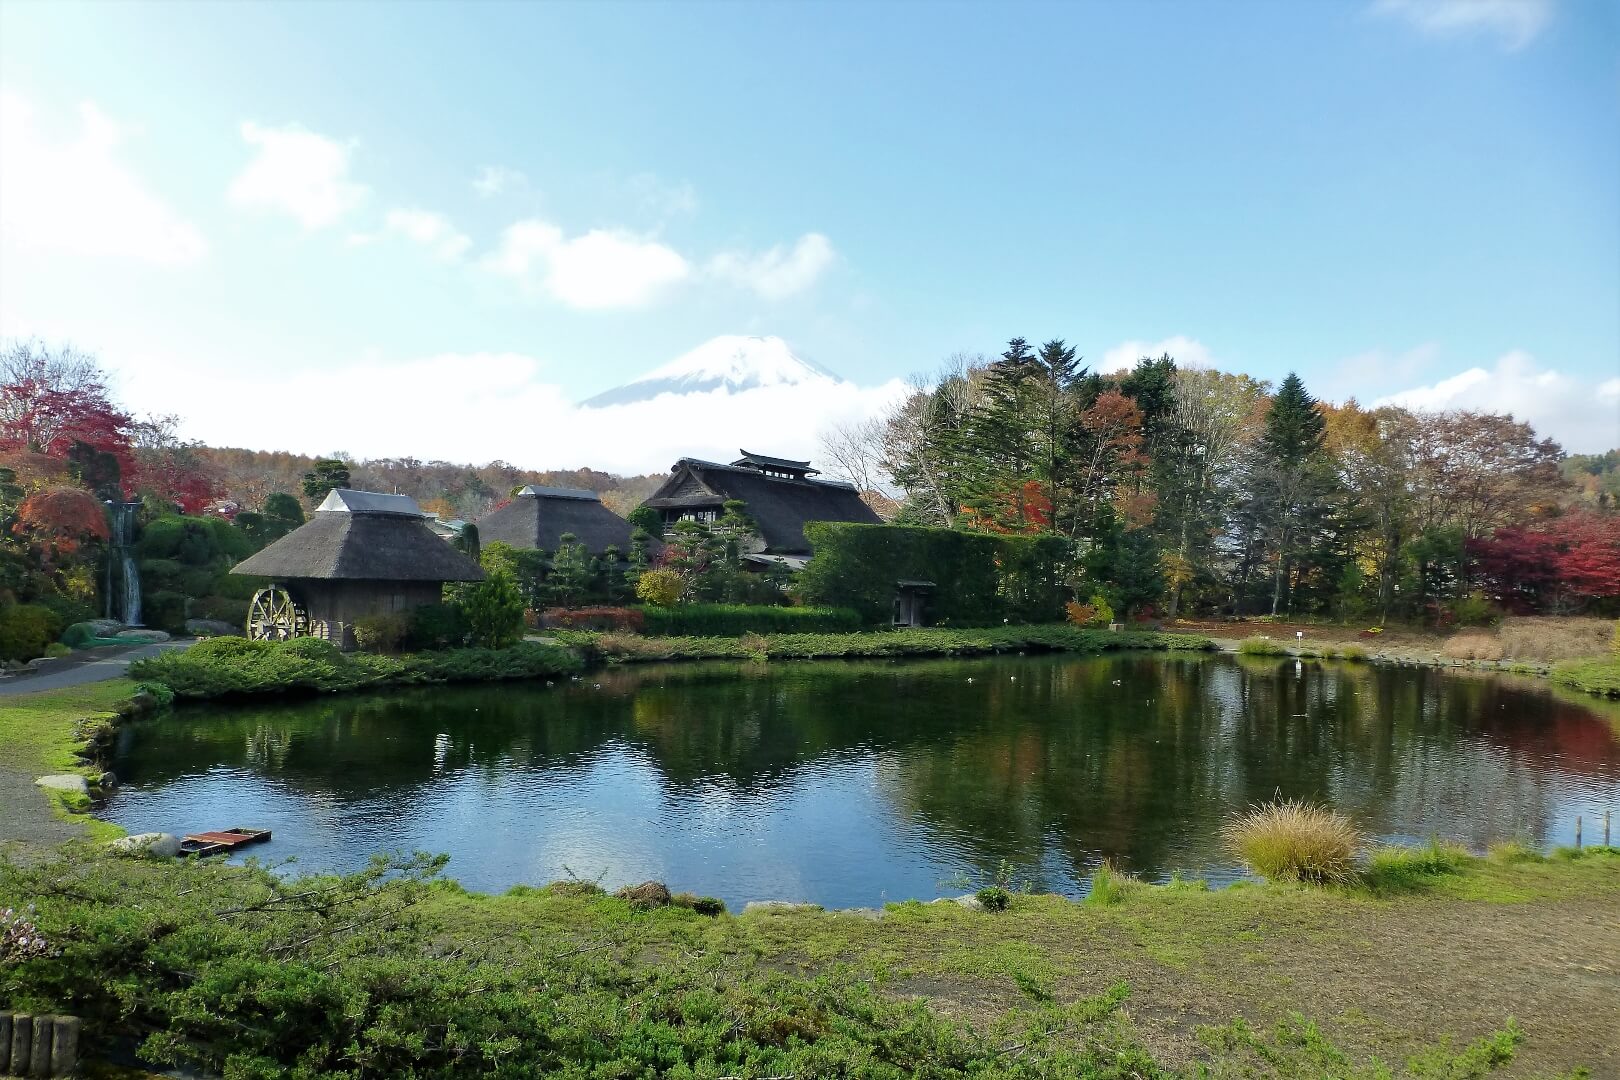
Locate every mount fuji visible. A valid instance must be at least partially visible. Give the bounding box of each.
[581,335,845,408]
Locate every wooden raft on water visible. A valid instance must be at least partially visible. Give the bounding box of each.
[180,828,272,857]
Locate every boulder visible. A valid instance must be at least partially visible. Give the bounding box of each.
[88,619,123,636]
[185,618,241,638]
[115,629,171,643]
[34,775,90,797]
[929,893,985,911]
[613,881,672,910]
[98,771,118,791]
[109,832,182,858]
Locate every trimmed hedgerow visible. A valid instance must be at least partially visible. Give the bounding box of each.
[128,635,582,700]
[641,604,860,637]
[796,522,1068,626]
[563,624,1217,664]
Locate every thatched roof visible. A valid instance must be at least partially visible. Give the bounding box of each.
[233,489,484,582]
[643,457,880,555]
[475,488,638,555]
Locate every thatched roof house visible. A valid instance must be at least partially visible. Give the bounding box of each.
[232,488,483,648]
[475,485,637,555]
[642,450,880,559]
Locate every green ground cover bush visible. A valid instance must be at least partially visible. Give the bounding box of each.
[127,635,581,699]
[641,603,861,637]
[1,845,1602,1079]
[564,624,1217,664]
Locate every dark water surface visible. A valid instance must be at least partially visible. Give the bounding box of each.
[104,653,1620,909]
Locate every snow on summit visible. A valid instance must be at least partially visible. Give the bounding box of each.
[581,335,842,408]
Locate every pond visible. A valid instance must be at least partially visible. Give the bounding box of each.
[103,652,1620,910]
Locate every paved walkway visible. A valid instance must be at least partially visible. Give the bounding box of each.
[0,639,194,696]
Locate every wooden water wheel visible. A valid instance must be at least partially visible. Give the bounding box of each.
[247,586,308,641]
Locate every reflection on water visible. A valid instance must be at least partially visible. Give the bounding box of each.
[104,653,1620,909]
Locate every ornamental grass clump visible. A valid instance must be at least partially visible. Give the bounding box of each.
[1223,799,1362,884]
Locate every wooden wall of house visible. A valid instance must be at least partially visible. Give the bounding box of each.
[298,580,443,650]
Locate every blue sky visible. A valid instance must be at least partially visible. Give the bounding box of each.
[1,0,1616,470]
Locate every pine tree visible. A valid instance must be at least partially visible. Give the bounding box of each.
[1263,373,1326,465]
[960,339,1040,530]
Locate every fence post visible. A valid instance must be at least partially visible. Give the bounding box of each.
[29,1013,53,1077]
[50,1016,81,1076]
[0,1012,10,1073]
[8,1013,30,1076]
[1575,815,1582,850]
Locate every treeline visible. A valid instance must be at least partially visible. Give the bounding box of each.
[199,446,665,521]
[823,340,1618,623]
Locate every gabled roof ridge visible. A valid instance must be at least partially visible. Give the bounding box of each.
[674,458,856,491]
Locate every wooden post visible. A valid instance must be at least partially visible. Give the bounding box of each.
[9,1014,30,1076]
[0,1012,11,1073]
[1605,810,1611,848]
[1575,815,1581,850]
[50,1016,81,1076]
[30,1014,53,1077]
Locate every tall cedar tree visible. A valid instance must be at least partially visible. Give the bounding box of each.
[961,339,1040,530]
[1257,373,1335,615]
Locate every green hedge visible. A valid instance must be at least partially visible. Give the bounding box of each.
[129,635,583,700]
[564,624,1216,664]
[0,603,64,662]
[641,604,860,637]
[797,522,1068,626]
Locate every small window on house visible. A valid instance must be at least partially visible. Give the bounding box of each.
[391,593,406,612]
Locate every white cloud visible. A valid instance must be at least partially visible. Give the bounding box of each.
[0,93,206,265]
[1374,350,1620,453]
[228,121,367,228]
[472,165,526,198]
[485,219,690,309]
[1371,0,1553,50]
[708,233,836,300]
[1100,335,1218,373]
[624,172,698,219]
[138,347,906,475]
[381,208,471,262]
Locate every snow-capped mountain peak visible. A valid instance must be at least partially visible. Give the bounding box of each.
[581,335,841,408]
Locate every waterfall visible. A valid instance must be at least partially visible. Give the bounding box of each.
[105,501,142,627]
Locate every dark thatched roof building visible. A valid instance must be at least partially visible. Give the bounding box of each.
[232,489,483,649]
[474,486,637,555]
[642,451,880,562]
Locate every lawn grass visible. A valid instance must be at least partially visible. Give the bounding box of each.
[1550,657,1620,698]
[0,678,139,841]
[0,677,139,774]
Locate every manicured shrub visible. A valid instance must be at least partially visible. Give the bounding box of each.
[640,604,860,637]
[463,569,525,649]
[353,613,410,653]
[0,602,63,662]
[1223,799,1362,884]
[635,568,685,607]
[1336,644,1369,661]
[1236,636,1289,656]
[43,641,70,658]
[408,602,470,651]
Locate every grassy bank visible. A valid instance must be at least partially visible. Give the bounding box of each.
[0,679,140,838]
[127,636,583,700]
[2,844,1613,1078]
[562,623,1218,664]
[1551,657,1620,698]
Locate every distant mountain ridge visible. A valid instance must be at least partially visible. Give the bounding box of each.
[581,335,843,408]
